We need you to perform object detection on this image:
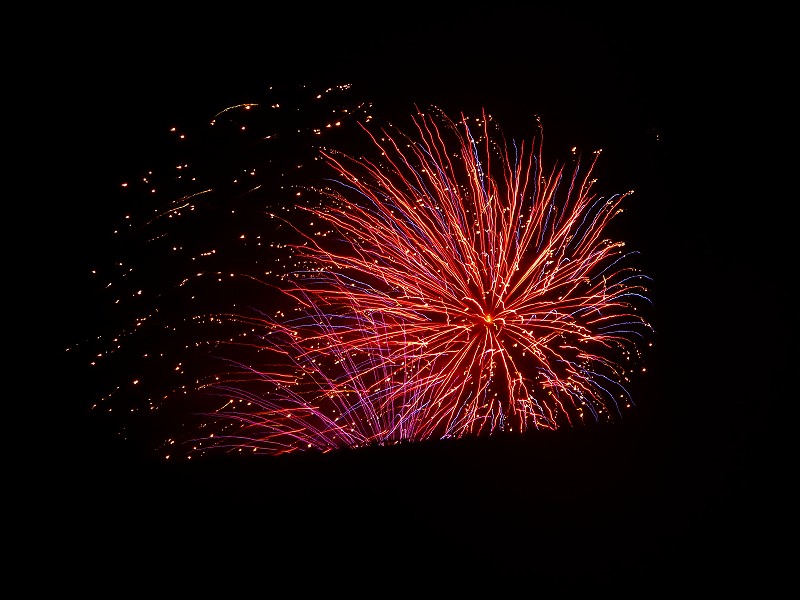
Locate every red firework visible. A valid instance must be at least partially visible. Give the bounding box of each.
[193,107,652,456]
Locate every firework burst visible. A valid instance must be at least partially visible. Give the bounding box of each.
[191,105,653,457]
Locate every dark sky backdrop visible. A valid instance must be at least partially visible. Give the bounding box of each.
[40,3,790,592]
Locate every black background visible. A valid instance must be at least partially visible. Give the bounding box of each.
[35,2,790,593]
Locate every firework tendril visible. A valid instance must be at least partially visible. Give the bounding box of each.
[188,106,653,457]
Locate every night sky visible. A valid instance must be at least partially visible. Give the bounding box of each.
[39,3,790,592]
